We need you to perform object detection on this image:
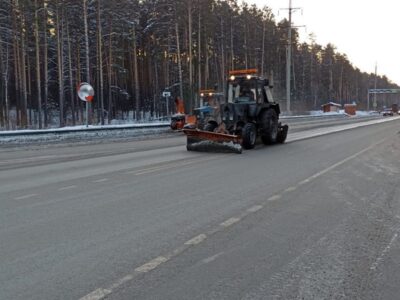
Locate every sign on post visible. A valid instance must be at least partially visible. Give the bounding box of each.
[78,82,95,102]
[367,88,400,111]
[162,91,171,98]
[77,82,95,127]
[163,91,171,116]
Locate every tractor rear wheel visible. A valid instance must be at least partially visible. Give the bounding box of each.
[242,123,257,149]
[261,109,278,145]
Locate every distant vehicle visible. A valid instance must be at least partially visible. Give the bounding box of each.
[170,97,199,130]
[170,91,223,131]
[382,109,394,116]
[190,90,224,130]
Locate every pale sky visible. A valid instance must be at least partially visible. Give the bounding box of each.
[246,0,400,85]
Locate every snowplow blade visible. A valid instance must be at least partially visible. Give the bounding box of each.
[183,129,243,154]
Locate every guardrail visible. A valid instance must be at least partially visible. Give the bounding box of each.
[0,113,376,138]
[0,123,171,138]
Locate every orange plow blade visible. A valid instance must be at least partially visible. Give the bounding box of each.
[183,129,243,154]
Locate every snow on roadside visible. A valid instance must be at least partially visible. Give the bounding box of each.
[0,122,170,135]
[310,110,347,116]
[0,125,173,146]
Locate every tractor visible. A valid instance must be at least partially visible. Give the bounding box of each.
[183,69,288,153]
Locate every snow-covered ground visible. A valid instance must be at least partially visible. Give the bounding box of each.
[309,110,380,117]
[0,124,173,146]
[0,122,169,135]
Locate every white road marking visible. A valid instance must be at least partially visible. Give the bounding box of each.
[298,179,311,185]
[297,138,387,187]
[109,274,134,290]
[125,166,161,175]
[79,288,112,300]
[79,275,134,300]
[202,252,225,264]
[14,194,38,200]
[268,195,282,202]
[0,155,58,165]
[129,157,219,176]
[370,233,398,270]
[93,178,108,183]
[135,256,169,273]
[287,117,398,143]
[58,185,77,191]
[284,186,297,193]
[184,234,207,245]
[134,166,172,176]
[220,217,241,227]
[247,205,263,213]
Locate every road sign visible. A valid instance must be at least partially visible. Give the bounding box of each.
[368,89,400,94]
[77,82,95,102]
[163,91,171,98]
[77,82,94,127]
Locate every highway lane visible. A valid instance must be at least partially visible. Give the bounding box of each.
[0,117,399,300]
[113,129,400,300]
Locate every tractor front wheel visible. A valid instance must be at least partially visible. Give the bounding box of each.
[242,123,257,149]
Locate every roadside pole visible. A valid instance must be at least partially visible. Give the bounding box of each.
[78,82,95,126]
[163,90,172,117]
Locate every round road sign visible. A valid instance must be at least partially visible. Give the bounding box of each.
[77,82,95,102]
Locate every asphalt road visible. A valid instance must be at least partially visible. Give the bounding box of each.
[1,117,400,300]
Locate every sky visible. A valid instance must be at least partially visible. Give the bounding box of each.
[245,0,400,85]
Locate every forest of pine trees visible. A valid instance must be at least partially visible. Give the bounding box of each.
[0,0,399,129]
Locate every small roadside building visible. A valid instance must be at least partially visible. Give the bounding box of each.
[321,102,342,113]
[344,103,357,116]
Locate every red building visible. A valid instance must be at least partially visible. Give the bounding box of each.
[321,102,342,113]
[344,104,357,116]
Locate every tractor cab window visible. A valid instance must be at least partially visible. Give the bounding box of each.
[228,78,257,103]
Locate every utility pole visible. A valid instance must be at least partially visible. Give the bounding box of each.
[83,0,90,127]
[373,62,378,110]
[286,0,292,114]
[282,0,302,114]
